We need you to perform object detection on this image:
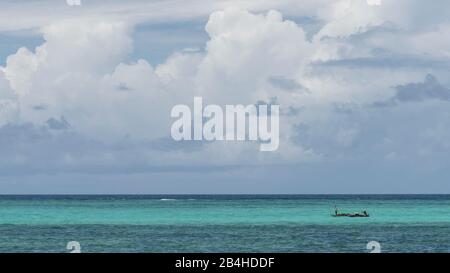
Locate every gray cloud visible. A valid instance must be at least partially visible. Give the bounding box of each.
[0,122,229,176]
[115,82,134,91]
[372,74,450,108]
[314,57,450,70]
[32,104,47,111]
[333,103,360,115]
[268,76,308,92]
[46,116,70,130]
[394,74,450,102]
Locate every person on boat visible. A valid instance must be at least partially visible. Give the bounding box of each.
[334,206,339,216]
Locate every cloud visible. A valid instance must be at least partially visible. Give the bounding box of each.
[0,122,240,175]
[372,74,450,107]
[0,70,18,125]
[0,8,320,174]
[195,9,313,105]
[394,74,450,102]
[47,116,70,130]
[2,47,38,97]
[268,76,307,92]
[1,2,450,186]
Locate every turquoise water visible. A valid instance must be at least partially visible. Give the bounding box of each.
[0,195,449,252]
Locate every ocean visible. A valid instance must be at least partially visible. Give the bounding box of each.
[0,195,449,253]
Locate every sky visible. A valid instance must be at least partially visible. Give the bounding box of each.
[1,0,450,194]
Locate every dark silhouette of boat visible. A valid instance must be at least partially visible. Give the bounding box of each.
[332,206,369,217]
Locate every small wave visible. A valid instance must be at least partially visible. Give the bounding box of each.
[160,198,176,201]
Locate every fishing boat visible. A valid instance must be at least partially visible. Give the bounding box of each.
[332,207,369,217]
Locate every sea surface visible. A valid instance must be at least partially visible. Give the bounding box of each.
[0,195,449,253]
